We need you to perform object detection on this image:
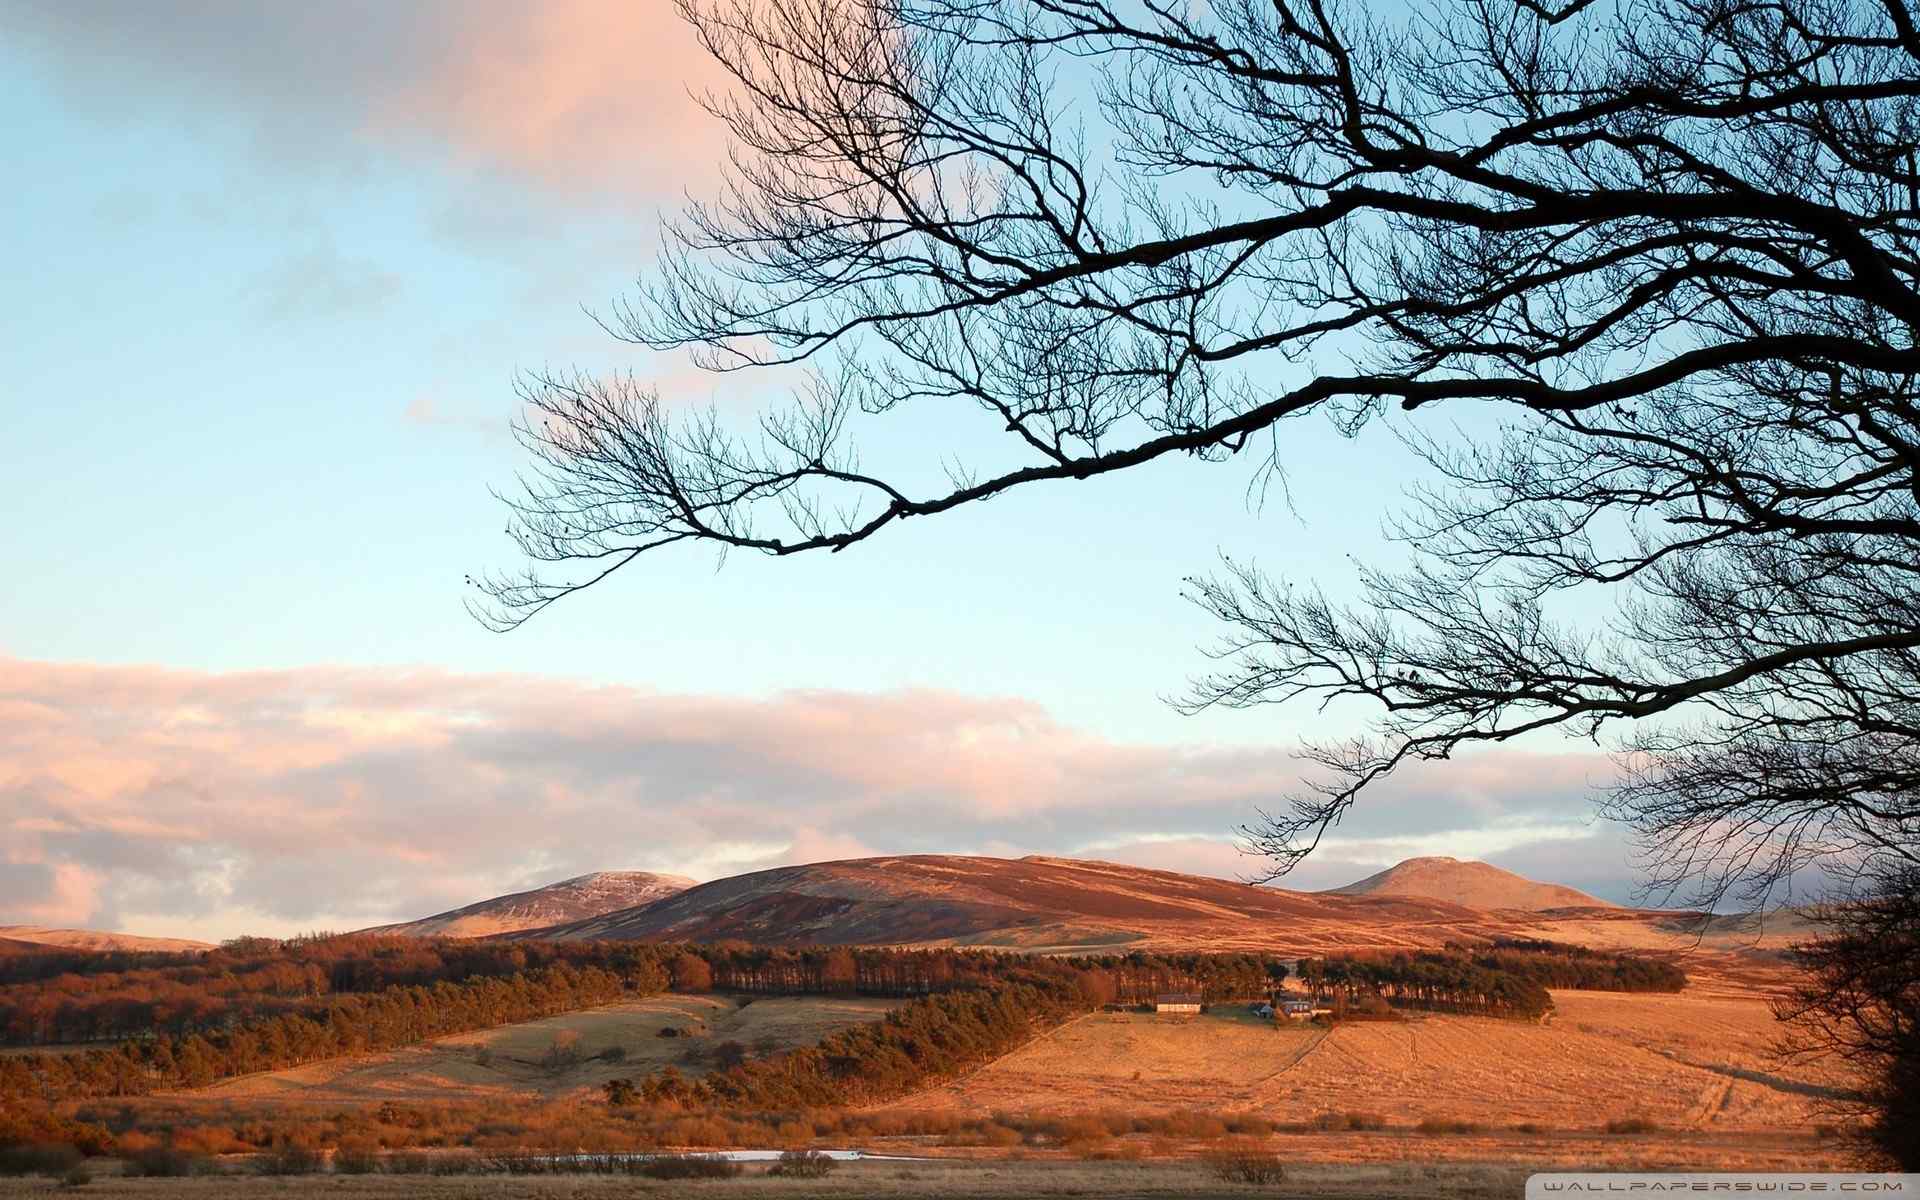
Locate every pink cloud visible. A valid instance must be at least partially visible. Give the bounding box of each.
[372,2,733,195]
[11,2,734,199]
[0,656,1629,941]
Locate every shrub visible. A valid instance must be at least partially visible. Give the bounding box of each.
[641,1153,742,1180]
[604,1077,639,1107]
[541,1031,584,1071]
[255,1139,323,1175]
[333,1142,382,1174]
[769,1149,837,1178]
[61,1165,92,1188]
[1160,1110,1230,1139]
[599,1045,627,1063]
[1605,1117,1662,1135]
[121,1146,213,1177]
[658,1026,682,1038]
[1050,1115,1112,1145]
[0,1144,82,1177]
[1308,1110,1387,1132]
[1416,1116,1484,1134]
[947,1122,1022,1148]
[1206,1143,1287,1185]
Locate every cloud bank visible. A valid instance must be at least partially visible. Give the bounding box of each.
[0,657,1635,941]
[6,1,733,199]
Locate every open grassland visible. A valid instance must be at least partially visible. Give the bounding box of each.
[889,991,1852,1142]
[196,995,900,1104]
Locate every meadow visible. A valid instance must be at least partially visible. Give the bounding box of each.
[892,993,1847,1134]
[199,995,902,1104]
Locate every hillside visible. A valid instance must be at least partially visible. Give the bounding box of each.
[0,925,213,954]
[367,871,697,938]
[1328,856,1614,911]
[510,854,1793,982]
[892,992,1843,1136]
[518,854,1536,953]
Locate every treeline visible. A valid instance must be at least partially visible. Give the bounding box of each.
[620,979,1090,1110]
[1,937,1290,1048]
[0,934,673,1046]
[1298,942,1686,1020]
[1300,951,1555,1019]
[694,945,1285,1006]
[1475,939,1688,992]
[0,963,633,1105]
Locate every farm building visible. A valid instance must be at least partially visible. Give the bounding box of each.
[1154,993,1203,1015]
[1278,999,1314,1020]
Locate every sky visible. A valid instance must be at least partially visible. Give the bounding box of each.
[0,1,1652,941]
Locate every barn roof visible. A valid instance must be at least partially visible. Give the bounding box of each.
[1155,993,1203,1004]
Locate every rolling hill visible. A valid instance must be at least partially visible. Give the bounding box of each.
[367,870,698,938]
[513,854,1571,954]
[0,925,213,954]
[503,854,1799,985]
[1327,856,1614,911]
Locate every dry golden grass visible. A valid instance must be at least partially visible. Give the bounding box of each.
[194,995,900,1103]
[890,992,1852,1141]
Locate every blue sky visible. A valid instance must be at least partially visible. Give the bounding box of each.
[0,2,1646,939]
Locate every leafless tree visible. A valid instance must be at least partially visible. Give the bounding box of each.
[475,0,1919,915]
[1779,861,1920,1164]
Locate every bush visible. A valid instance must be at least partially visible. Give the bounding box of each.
[1513,1122,1553,1135]
[541,1031,584,1071]
[1160,1110,1229,1139]
[1205,1143,1287,1185]
[1605,1117,1663,1135]
[1416,1116,1484,1134]
[333,1142,382,1174]
[121,1146,213,1177]
[255,1139,323,1175]
[61,1165,92,1188]
[599,1045,628,1063]
[1308,1110,1387,1132]
[641,1153,742,1180]
[0,1143,82,1177]
[769,1149,838,1178]
[605,1077,639,1106]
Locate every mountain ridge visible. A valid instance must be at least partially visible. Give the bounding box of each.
[0,925,214,954]
[1326,855,1615,911]
[506,853,1594,953]
[367,870,698,938]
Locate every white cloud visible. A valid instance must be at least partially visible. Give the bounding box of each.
[0,657,1642,940]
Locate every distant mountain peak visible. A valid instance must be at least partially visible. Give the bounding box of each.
[1326,856,1612,912]
[367,869,698,938]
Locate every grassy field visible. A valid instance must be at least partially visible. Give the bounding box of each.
[66,987,1863,1177]
[195,995,901,1103]
[887,991,1851,1145]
